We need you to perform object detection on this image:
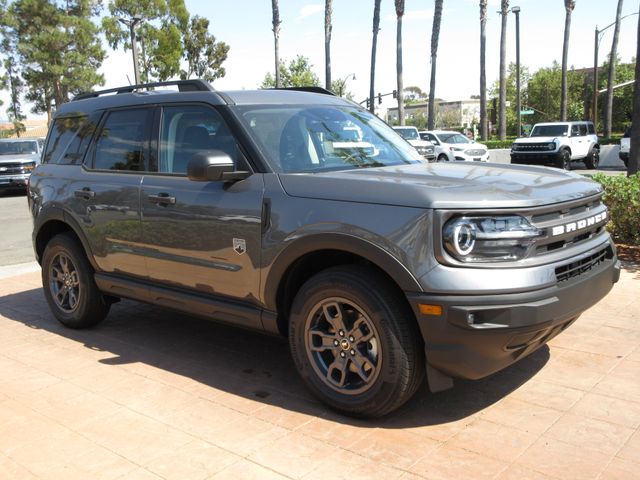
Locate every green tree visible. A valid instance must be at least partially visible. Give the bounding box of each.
[600,55,635,133]
[180,16,229,82]
[527,61,583,126]
[490,62,530,135]
[604,0,624,138]
[1,56,26,136]
[403,86,426,104]
[628,3,639,175]
[5,0,105,123]
[103,0,189,82]
[261,56,320,88]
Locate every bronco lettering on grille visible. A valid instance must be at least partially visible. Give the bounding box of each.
[550,211,607,236]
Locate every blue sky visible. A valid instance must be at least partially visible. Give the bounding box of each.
[103,0,639,108]
[2,0,638,118]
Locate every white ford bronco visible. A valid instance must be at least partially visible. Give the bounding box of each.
[511,121,600,170]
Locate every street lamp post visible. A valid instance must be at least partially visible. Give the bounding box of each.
[592,12,639,132]
[512,6,521,137]
[336,73,356,97]
[118,16,143,85]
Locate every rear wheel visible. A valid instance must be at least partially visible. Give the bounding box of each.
[289,265,424,417]
[556,149,571,170]
[584,146,600,169]
[42,233,110,329]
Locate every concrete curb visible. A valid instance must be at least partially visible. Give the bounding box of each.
[0,261,40,280]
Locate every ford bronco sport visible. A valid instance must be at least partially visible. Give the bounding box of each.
[30,80,620,417]
[511,121,600,170]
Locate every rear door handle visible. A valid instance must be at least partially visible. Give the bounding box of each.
[148,193,176,205]
[74,188,95,199]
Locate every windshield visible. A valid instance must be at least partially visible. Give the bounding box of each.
[394,127,419,140]
[236,105,424,173]
[0,140,38,156]
[530,125,569,137]
[438,133,471,144]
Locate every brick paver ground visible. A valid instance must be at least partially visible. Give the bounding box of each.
[0,263,638,479]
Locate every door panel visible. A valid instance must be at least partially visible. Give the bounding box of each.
[140,174,264,303]
[140,104,264,304]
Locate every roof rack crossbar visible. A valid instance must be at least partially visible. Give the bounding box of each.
[74,79,213,101]
[270,86,336,96]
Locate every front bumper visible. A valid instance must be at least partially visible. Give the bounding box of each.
[0,174,30,190]
[407,250,620,380]
[511,152,561,165]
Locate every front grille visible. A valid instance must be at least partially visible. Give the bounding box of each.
[555,247,610,282]
[513,143,552,152]
[0,163,25,174]
[465,148,486,156]
[530,197,607,255]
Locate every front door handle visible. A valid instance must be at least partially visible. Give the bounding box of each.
[148,193,176,205]
[74,187,95,199]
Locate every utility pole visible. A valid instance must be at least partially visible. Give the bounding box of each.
[513,6,521,137]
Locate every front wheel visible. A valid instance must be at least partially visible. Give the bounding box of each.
[584,146,600,169]
[289,266,424,417]
[556,149,571,170]
[437,154,448,162]
[42,233,110,329]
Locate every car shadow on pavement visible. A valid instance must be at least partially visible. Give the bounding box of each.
[0,287,549,428]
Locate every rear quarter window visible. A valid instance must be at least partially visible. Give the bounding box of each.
[43,113,101,165]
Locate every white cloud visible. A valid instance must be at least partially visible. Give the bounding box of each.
[299,4,324,20]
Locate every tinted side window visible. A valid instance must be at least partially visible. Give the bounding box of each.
[159,105,237,174]
[579,124,587,136]
[571,124,581,137]
[43,114,98,164]
[587,123,596,135]
[93,109,152,171]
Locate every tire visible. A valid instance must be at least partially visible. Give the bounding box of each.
[288,265,425,417]
[584,146,600,169]
[556,149,571,170]
[437,154,448,162]
[41,233,110,329]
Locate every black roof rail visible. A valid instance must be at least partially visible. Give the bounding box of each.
[270,86,336,96]
[73,79,214,101]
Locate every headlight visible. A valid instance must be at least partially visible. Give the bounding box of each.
[511,143,519,151]
[547,142,555,150]
[22,162,36,172]
[443,215,541,263]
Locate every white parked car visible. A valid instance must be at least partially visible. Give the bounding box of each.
[511,121,600,170]
[419,131,454,162]
[421,130,490,162]
[392,126,436,161]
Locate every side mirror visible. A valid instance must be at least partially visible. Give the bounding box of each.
[187,150,249,182]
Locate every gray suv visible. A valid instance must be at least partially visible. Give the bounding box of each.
[30,80,620,417]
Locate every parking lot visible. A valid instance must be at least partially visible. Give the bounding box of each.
[1,255,639,479]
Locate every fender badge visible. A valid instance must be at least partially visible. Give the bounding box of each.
[233,238,246,255]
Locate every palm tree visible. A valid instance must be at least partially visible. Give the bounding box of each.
[604,0,624,139]
[628,3,639,175]
[560,0,575,121]
[271,0,281,88]
[324,0,332,90]
[479,0,488,139]
[395,0,405,125]
[369,0,382,113]
[498,0,509,139]
[428,0,444,130]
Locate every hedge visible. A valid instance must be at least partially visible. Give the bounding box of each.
[591,173,640,245]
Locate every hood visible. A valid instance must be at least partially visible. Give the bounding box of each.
[407,139,433,147]
[278,162,602,209]
[514,136,558,144]
[0,153,40,164]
